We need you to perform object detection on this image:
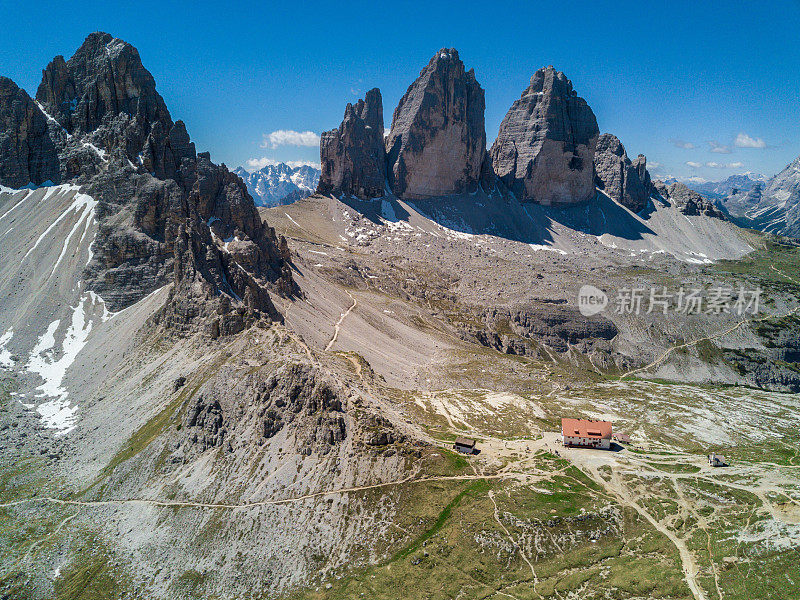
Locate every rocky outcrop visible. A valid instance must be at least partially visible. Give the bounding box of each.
[593,133,651,212]
[655,181,726,219]
[490,66,599,205]
[0,77,61,188]
[458,302,620,366]
[0,32,295,332]
[259,363,348,455]
[318,88,386,199]
[487,303,617,353]
[185,395,227,452]
[385,49,485,199]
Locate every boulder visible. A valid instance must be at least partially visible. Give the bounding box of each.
[593,133,651,212]
[317,88,386,199]
[490,66,599,205]
[386,48,485,199]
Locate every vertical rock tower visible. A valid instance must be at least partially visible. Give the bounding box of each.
[317,88,386,199]
[490,66,599,205]
[385,48,486,200]
[593,133,652,213]
[0,77,61,188]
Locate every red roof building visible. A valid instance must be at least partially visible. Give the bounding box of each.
[561,418,612,449]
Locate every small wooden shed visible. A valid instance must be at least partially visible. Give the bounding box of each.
[708,453,727,467]
[453,437,477,455]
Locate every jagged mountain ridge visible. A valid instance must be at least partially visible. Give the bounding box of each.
[234,163,319,207]
[0,32,294,330]
[316,51,731,235]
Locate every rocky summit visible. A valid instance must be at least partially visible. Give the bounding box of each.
[490,66,599,205]
[385,49,486,200]
[318,88,386,199]
[0,32,294,333]
[593,133,652,213]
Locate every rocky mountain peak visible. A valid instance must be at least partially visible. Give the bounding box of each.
[0,32,295,335]
[593,133,652,213]
[36,32,170,136]
[385,48,485,199]
[34,32,194,183]
[490,65,599,204]
[238,163,319,207]
[317,87,386,200]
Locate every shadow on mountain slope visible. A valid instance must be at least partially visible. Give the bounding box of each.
[335,185,657,246]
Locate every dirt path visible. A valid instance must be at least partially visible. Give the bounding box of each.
[0,472,519,512]
[771,265,799,285]
[488,489,542,599]
[600,465,708,600]
[325,290,357,351]
[620,301,800,380]
[671,478,724,600]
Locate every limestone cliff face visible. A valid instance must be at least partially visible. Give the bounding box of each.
[490,66,599,205]
[386,48,485,200]
[0,77,61,188]
[0,32,294,332]
[317,88,386,199]
[593,133,651,213]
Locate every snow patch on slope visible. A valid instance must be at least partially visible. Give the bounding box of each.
[0,328,13,368]
[24,293,111,434]
[22,185,97,261]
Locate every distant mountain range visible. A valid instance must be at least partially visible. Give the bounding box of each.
[684,173,767,199]
[714,159,800,238]
[234,163,319,207]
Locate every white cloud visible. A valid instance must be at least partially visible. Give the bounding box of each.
[671,139,696,149]
[734,133,766,148]
[688,160,744,170]
[707,140,731,154]
[245,157,320,171]
[261,130,321,149]
[706,161,744,169]
[648,161,661,169]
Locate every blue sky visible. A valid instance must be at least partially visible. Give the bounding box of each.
[2,0,799,181]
